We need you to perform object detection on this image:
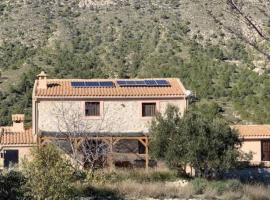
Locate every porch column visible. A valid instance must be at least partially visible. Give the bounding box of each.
[145,137,149,171]
[108,137,114,172]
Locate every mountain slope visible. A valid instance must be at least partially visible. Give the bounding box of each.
[0,0,269,125]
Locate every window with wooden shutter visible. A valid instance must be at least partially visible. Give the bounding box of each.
[262,140,270,161]
[142,103,156,117]
[85,102,100,116]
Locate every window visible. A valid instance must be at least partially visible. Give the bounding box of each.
[142,103,156,117]
[85,102,100,116]
[262,140,270,161]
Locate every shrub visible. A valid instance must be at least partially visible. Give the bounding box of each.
[22,145,76,199]
[226,179,242,192]
[191,178,207,194]
[0,170,27,199]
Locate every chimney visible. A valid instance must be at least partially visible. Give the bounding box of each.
[12,114,25,132]
[37,71,48,89]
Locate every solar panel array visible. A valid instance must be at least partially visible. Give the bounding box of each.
[117,79,170,87]
[71,80,170,87]
[71,81,114,87]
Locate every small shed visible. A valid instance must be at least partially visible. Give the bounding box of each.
[0,114,36,168]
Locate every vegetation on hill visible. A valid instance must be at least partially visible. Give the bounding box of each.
[0,0,269,125]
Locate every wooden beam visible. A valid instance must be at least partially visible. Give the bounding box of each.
[145,137,149,171]
[108,137,114,172]
[138,138,147,147]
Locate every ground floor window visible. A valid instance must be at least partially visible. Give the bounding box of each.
[261,140,270,161]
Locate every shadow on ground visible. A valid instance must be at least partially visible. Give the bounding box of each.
[224,167,270,185]
[78,185,124,200]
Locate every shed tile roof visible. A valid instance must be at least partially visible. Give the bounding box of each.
[232,125,270,138]
[34,78,186,98]
[0,128,35,145]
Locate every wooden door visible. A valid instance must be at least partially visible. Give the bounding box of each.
[261,140,270,161]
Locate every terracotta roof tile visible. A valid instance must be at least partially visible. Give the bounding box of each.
[232,125,270,138]
[34,78,186,98]
[0,128,35,145]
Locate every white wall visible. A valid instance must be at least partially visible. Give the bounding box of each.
[37,98,186,134]
[241,140,261,162]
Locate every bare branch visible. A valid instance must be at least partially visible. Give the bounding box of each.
[227,0,268,40]
[50,102,110,170]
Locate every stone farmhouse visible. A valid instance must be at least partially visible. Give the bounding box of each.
[0,71,270,169]
[32,72,188,169]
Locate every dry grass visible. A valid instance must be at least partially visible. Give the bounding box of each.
[203,187,218,199]
[220,191,243,200]
[84,169,270,200]
[244,185,270,200]
[95,180,194,199]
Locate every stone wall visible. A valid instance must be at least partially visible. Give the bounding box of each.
[37,98,187,134]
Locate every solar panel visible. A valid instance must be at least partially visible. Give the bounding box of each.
[156,80,169,86]
[125,80,136,85]
[71,81,114,87]
[145,80,157,86]
[135,80,146,86]
[85,81,100,87]
[71,81,86,87]
[100,81,114,87]
[117,80,127,86]
[116,79,170,87]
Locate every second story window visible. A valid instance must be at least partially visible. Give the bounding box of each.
[85,102,100,116]
[142,103,156,117]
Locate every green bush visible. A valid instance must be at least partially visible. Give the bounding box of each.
[0,170,27,199]
[209,179,242,195]
[226,179,242,192]
[22,145,76,199]
[191,178,207,194]
[150,104,241,178]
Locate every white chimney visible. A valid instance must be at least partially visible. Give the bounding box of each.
[12,114,25,132]
[37,71,48,89]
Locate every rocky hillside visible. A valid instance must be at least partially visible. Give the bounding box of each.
[0,0,269,125]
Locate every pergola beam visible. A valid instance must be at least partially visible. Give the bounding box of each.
[38,135,149,170]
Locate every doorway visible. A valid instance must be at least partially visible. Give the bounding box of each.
[261,140,270,161]
[4,150,19,168]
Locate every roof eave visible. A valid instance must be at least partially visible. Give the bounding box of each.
[34,95,186,100]
[240,135,270,139]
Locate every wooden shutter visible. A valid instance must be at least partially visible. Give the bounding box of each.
[262,140,270,161]
[142,103,156,117]
[85,102,100,116]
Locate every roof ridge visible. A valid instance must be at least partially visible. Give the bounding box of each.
[47,78,179,81]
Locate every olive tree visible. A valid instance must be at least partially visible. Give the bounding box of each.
[150,103,242,179]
